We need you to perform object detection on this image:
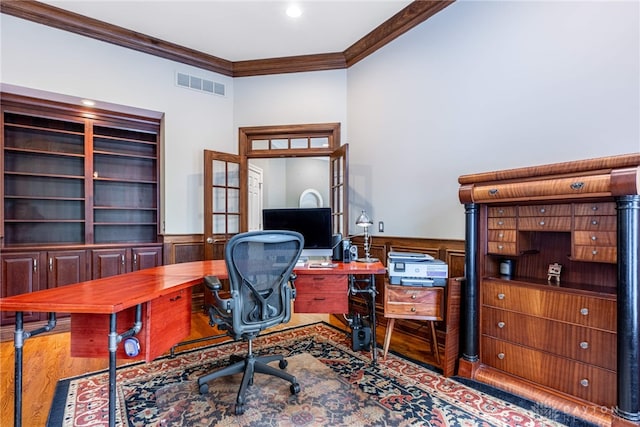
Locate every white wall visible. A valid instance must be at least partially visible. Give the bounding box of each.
[0,15,235,235]
[347,0,639,239]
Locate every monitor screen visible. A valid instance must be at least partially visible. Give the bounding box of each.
[262,207,333,258]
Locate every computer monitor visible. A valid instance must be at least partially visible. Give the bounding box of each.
[262,207,333,259]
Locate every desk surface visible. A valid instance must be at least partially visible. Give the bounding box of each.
[0,260,386,314]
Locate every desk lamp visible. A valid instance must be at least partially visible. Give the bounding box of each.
[356,210,378,262]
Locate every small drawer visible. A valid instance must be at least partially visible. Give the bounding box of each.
[488,206,516,217]
[384,285,444,320]
[488,230,516,242]
[487,242,517,255]
[573,246,617,263]
[574,216,617,231]
[518,216,571,231]
[518,204,571,217]
[488,218,516,229]
[574,202,616,216]
[573,231,616,246]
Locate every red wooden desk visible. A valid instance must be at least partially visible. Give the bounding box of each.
[0,260,385,427]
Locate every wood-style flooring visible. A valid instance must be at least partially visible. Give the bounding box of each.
[0,312,440,426]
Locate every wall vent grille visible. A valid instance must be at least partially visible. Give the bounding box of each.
[176,72,225,96]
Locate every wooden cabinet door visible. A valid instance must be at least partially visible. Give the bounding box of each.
[47,250,88,288]
[91,248,127,279]
[131,246,162,271]
[1,252,44,324]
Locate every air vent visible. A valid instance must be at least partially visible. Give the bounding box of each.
[176,72,225,96]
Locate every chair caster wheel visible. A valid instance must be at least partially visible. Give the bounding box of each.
[290,383,300,394]
[199,383,209,394]
[279,359,288,369]
[235,404,246,415]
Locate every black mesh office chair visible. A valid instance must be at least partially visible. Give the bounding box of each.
[197,230,303,415]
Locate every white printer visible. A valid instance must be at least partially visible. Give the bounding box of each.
[387,251,448,287]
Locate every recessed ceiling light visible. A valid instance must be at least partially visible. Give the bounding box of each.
[81,99,95,106]
[286,5,302,18]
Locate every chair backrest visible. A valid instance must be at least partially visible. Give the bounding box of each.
[225,230,304,337]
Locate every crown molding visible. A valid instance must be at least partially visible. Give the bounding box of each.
[1,0,455,77]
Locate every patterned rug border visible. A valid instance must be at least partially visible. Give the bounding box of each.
[48,321,598,426]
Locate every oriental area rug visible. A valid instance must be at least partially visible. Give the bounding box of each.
[49,322,594,427]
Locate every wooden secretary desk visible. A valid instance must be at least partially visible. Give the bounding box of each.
[457,153,639,427]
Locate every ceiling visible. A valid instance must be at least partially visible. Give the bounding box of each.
[3,0,454,76]
[38,0,413,62]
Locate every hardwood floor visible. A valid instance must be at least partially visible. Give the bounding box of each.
[0,312,440,426]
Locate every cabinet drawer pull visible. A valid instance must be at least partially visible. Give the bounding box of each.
[169,295,182,302]
[411,307,416,312]
[498,232,504,238]
[580,308,589,316]
[498,245,504,250]
[539,208,546,213]
[498,209,505,214]
[592,220,598,225]
[580,378,589,387]
[497,293,505,300]
[579,341,589,349]
[488,189,499,196]
[411,294,417,299]
[498,220,504,226]
[571,182,585,190]
[592,206,599,211]
[591,235,597,241]
[539,220,545,226]
[497,353,505,360]
[497,321,505,329]
[592,250,598,255]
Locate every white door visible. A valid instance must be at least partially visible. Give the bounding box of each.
[248,164,263,231]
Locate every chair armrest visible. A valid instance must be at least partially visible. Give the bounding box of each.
[204,275,222,291]
[289,273,297,299]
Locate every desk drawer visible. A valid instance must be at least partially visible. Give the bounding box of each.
[294,275,348,313]
[518,216,571,231]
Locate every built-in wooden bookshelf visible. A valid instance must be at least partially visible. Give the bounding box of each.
[1,93,163,328]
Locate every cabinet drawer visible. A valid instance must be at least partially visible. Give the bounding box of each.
[574,216,617,231]
[384,285,444,319]
[573,246,617,263]
[488,206,516,217]
[487,230,516,242]
[519,204,571,217]
[470,174,611,203]
[481,337,616,407]
[573,231,616,246]
[518,216,571,231]
[574,202,616,216]
[294,275,348,314]
[487,242,517,256]
[482,280,616,331]
[487,218,516,229]
[482,306,616,370]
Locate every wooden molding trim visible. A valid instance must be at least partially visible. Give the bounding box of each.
[2,1,455,77]
[0,0,234,76]
[344,0,456,67]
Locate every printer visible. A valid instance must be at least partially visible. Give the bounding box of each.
[387,251,448,287]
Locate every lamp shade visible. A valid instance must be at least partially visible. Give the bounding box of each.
[356,210,373,227]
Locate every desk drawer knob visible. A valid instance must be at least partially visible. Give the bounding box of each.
[497,321,505,329]
[539,208,546,213]
[539,220,545,226]
[580,308,589,316]
[497,293,505,300]
[591,235,597,241]
[497,353,505,360]
[411,307,416,312]
[580,341,589,349]
[592,250,598,255]
[580,378,589,387]
[592,220,599,226]
[411,294,417,299]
